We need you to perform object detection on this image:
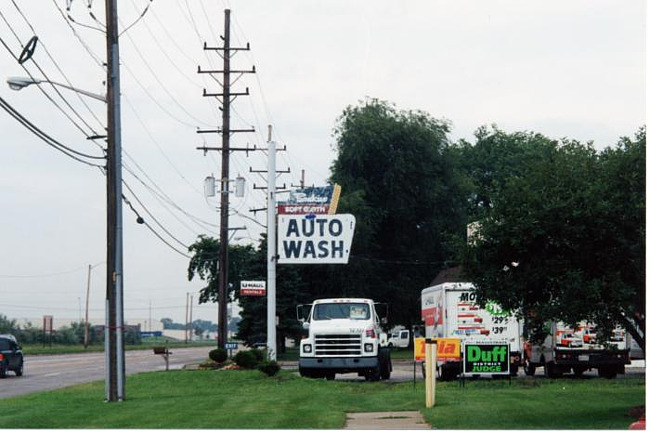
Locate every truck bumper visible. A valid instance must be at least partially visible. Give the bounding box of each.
[555,350,630,368]
[299,356,378,375]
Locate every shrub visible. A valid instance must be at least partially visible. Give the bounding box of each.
[257,361,280,377]
[250,348,265,362]
[233,350,258,369]
[209,348,228,363]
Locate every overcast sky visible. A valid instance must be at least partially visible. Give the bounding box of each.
[0,0,645,328]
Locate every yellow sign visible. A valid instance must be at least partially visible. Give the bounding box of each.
[414,338,461,361]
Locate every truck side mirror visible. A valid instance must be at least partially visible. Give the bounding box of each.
[381,317,388,325]
[302,322,310,330]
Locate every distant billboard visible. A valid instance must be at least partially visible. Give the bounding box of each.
[278,184,341,215]
[241,280,266,296]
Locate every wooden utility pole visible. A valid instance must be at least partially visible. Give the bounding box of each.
[185,292,190,344]
[105,0,125,402]
[84,264,91,348]
[197,8,255,349]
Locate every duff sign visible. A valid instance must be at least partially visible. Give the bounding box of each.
[240,281,266,296]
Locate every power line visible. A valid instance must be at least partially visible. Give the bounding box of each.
[122,180,190,249]
[0,96,105,167]
[1,8,105,137]
[0,266,88,279]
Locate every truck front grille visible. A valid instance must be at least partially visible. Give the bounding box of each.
[314,334,362,356]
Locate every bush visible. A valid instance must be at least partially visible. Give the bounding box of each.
[250,348,265,362]
[257,361,280,377]
[209,348,228,363]
[233,350,258,369]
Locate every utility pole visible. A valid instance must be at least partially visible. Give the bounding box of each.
[84,264,92,348]
[189,294,194,342]
[105,0,125,402]
[196,8,255,349]
[266,127,277,361]
[185,292,190,344]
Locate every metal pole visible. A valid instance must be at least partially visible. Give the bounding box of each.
[267,128,277,361]
[217,9,231,350]
[105,0,125,402]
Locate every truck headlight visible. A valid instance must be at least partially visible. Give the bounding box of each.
[364,343,374,353]
[303,344,312,353]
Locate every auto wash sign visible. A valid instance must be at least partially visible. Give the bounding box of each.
[463,342,510,375]
[278,214,355,264]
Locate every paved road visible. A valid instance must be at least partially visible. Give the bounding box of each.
[1,352,643,399]
[285,359,646,383]
[0,347,211,399]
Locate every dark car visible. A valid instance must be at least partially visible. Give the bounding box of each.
[0,335,24,378]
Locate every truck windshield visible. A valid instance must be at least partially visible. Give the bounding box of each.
[312,303,370,320]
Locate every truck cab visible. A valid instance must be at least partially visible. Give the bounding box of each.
[388,329,410,348]
[297,298,392,381]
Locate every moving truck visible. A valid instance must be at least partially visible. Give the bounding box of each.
[524,322,630,378]
[297,298,392,381]
[421,282,523,380]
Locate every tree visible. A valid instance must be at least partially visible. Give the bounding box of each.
[323,99,467,328]
[235,236,305,351]
[0,314,18,334]
[188,235,304,352]
[460,127,645,349]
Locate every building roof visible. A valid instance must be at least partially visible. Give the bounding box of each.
[429,266,465,286]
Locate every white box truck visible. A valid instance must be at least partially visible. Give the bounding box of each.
[421,282,523,380]
[523,321,630,378]
[297,298,392,381]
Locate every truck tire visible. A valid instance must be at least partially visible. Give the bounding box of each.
[510,364,519,377]
[0,365,6,379]
[365,366,381,382]
[544,361,561,378]
[14,358,23,377]
[379,348,391,380]
[325,373,335,381]
[524,360,536,376]
[440,364,457,381]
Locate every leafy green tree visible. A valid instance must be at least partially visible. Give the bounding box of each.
[188,235,303,352]
[235,236,305,352]
[460,128,645,349]
[321,99,467,327]
[0,314,18,334]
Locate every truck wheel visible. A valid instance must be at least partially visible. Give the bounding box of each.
[438,364,456,381]
[544,361,561,378]
[0,365,6,379]
[379,348,391,380]
[365,367,381,382]
[510,364,519,377]
[325,373,335,381]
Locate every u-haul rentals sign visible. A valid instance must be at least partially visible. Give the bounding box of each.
[278,214,355,264]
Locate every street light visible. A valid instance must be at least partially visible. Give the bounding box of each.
[7,64,123,401]
[7,76,106,102]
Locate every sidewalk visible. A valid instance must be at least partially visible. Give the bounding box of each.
[344,411,430,429]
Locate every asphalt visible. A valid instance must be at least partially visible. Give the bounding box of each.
[344,411,430,430]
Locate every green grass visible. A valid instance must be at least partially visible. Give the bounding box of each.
[0,369,643,429]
